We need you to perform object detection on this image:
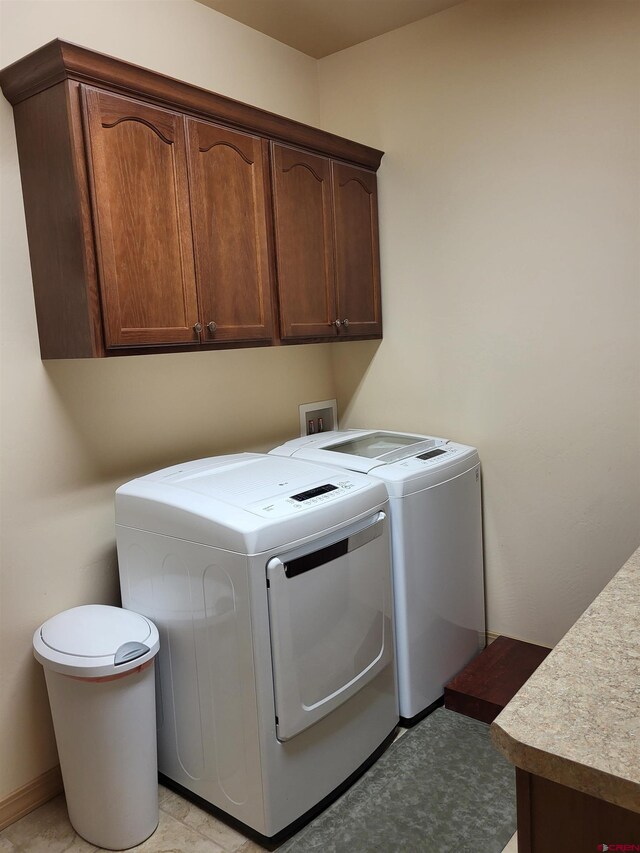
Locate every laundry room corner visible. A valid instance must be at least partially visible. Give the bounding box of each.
[0,0,639,847]
[319,0,640,649]
[0,0,338,808]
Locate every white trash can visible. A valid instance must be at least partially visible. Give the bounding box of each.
[33,604,160,850]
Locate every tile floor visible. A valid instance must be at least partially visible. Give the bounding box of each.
[0,775,518,853]
[503,832,517,852]
[0,787,267,853]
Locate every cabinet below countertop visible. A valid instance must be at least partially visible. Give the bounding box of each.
[491,547,640,850]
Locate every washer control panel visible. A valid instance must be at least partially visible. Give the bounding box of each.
[391,441,471,473]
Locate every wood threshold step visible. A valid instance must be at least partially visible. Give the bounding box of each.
[444,635,551,724]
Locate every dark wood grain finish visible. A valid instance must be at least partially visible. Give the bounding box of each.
[0,40,383,170]
[12,81,103,358]
[0,40,68,107]
[444,690,505,724]
[67,82,104,355]
[516,768,533,853]
[187,120,273,343]
[83,87,199,347]
[262,139,283,346]
[516,769,640,852]
[271,144,337,340]
[2,41,385,358]
[332,162,382,338]
[444,636,551,724]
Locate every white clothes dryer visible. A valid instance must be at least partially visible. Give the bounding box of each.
[115,453,397,843]
[271,430,486,725]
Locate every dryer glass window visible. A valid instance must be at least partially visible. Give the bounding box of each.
[328,432,421,459]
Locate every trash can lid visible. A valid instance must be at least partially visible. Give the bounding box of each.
[33,604,160,678]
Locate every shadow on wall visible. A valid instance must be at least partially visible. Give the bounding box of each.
[330,339,382,426]
[43,344,337,481]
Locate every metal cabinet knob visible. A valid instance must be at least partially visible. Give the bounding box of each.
[193,322,203,334]
[207,321,217,334]
[334,319,342,328]
[342,318,349,329]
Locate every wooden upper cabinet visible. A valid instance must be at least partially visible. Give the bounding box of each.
[271,144,337,340]
[83,87,199,348]
[271,144,382,342]
[186,120,273,343]
[0,40,384,357]
[332,163,382,338]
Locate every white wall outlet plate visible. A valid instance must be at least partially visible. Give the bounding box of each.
[299,399,337,437]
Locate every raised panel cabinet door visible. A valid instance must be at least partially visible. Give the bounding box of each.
[82,87,199,348]
[332,162,382,338]
[271,143,337,340]
[186,119,273,343]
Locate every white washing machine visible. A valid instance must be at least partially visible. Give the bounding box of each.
[271,430,486,724]
[115,453,397,842]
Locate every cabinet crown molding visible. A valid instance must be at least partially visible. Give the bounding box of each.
[0,39,383,170]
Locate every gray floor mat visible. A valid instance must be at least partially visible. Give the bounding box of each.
[280,707,516,853]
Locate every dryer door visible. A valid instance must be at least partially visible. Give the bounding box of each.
[266,511,393,741]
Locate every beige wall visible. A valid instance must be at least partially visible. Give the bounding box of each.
[2,0,639,804]
[0,0,333,798]
[320,1,640,645]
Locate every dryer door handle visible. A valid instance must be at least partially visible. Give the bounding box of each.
[348,512,386,553]
[268,512,386,580]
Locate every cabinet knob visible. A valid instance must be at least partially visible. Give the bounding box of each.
[193,322,203,334]
[334,319,342,328]
[342,318,349,329]
[207,321,217,334]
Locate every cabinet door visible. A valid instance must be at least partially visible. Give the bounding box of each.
[332,163,382,338]
[271,144,337,340]
[83,87,199,348]
[186,119,273,343]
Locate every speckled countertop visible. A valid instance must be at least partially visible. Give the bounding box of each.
[491,546,640,814]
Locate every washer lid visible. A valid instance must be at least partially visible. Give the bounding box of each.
[325,431,431,459]
[270,430,448,473]
[34,604,159,677]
